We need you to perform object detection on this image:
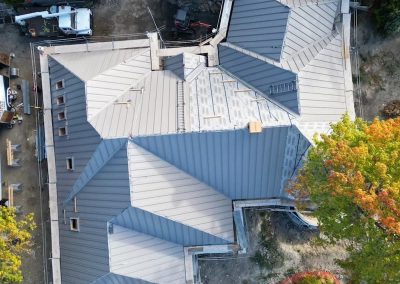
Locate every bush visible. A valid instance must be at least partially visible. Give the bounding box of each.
[371,0,400,35]
[381,100,400,118]
[280,271,339,284]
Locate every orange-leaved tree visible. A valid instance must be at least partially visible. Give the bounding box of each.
[0,206,36,283]
[289,115,400,283]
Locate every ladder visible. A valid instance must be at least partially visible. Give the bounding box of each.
[177,81,185,133]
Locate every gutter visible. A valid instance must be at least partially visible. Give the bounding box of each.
[38,46,62,284]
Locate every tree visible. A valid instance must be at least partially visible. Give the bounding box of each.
[289,115,400,283]
[371,0,400,35]
[0,206,36,283]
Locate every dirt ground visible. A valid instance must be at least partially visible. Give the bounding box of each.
[199,210,347,284]
[0,23,50,284]
[352,12,400,121]
[92,0,174,36]
[92,0,220,40]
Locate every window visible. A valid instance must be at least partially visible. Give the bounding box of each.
[66,157,74,171]
[56,95,65,105]
[70,217,79,231]
[58,111,66,120]
[56,80,64,90]
[59,127,67,136]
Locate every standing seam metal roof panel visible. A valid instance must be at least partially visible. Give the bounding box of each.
[164,54,184,80]
[218,44,299,114]
[58,147,131,284]
[111,207,231,246]
[127,141,234,242]
[133,127,290,200]
[282,2,338,58]
[108,225,186,284]
[227,0,290,61]
[92,273,153,284]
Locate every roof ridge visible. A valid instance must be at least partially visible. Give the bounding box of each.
[281,31,337,72]
[89,48,151,83]
[85,49,152,121]
[127,140,234,243]
[62,138,127,207]
[111,206,232,246]
[218,61,299,119]
[87,71,151,137]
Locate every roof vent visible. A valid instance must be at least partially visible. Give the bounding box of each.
[248,121,262,134]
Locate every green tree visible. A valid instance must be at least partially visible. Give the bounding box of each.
[289,115,400,283]
[0,206,36,283]
[371,0,400,35]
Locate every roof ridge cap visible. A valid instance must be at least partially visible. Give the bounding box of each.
[111,206,233,245]
[85,49,151,122]
[282,31,337,72]
[87,71,151,136]
[87,48,151,83]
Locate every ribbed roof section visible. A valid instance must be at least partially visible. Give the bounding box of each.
[219,44,299,114]
[134,127,291,200]
[108,225,186,284]
[227,0,290,61]
[127,141,234,243]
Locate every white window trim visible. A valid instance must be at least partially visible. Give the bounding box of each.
[56,95,65,105]
[66,156,74,171]
[58,111,66,121]
[70,217,80,232]
[59,126,67,137]
[55,79,65,90]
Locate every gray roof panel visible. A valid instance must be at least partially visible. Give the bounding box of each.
[92,273,153,284]
[164,54,184,80]
[63,138,127,206]
[127,141,234,242]
[227,0,290,60]
[134,127,292,200]
[111,207,231,246]
[108,225,186,284]
[219,44,299,114]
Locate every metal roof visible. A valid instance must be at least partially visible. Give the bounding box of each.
[108,225,186,284]
[63,138,127,206]
[127,141,234,242]
[86,49,152,121]
[111,207,231,247]
[89,70,190,138]
[282,1,339,59]
[43,0,354,282]
[50,47,149,82]
[297,33,350,122]
[133,127,300,199]
[164,53,185,80]
[227,0,290,61]
[219,44,300,114]
[188,66,294,132]
[92,273,152,284]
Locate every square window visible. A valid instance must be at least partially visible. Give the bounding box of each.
[59,127,67,136]
[66,157,74,170]
[70,217,79,231]
[58,111,66,120]
[56,80,64,90]
[57,95,65,105]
